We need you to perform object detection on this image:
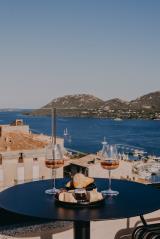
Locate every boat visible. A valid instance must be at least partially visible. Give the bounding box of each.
[64,128,69,136]
[133,149,144,157]
[114,118,123,121]
[120,152,129,160]
[148,163,160,173]
[148,166,159,174]
[68,135,72,143]
[139,171,151,179]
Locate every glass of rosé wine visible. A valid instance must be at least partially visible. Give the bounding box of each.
[45,143,64,195]
[101,144,119,196]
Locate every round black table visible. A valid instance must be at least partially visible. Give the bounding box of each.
[0,178,160,239]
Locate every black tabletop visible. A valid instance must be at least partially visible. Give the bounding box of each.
[0,178,160,222]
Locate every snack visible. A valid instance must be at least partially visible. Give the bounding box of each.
[68,189,74,193]
[59,192,65,201]
[66,181,72,188]
[66,173,94,189]
[57,188,103,204]
[58,191,77,203]
[87,189,103,202]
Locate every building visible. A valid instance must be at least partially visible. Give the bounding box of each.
[0,119,29,137]
[0,119,64,188]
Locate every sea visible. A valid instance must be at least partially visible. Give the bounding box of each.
[0,111,160,157]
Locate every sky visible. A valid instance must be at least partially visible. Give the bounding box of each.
[0,0,160,108]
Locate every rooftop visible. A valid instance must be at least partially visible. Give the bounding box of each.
[68,154,100,167]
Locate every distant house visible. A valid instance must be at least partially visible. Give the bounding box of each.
[10,119,24,126]
[0,119,29,137]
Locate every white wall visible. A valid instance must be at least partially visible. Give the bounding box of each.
[24,158,33,181]
[2,159,18,186]
[33,163,39,180]
[17,165,24,182]
[0,167,3,182]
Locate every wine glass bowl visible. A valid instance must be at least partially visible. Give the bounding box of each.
[45,159,64,169]
[100,144,119,196]
[101,160,119,170]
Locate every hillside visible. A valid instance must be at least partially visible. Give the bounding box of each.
[129,91,160,110]
[30,91,160,119]
[45,94,104,109]
[102,98,129,110]
[32,94,105,117]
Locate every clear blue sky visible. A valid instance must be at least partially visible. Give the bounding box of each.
[0,0,160,108]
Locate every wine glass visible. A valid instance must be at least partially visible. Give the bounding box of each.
[45,143,64,195]
[101,144,119,196]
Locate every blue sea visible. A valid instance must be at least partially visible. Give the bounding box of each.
[0,111,160,156]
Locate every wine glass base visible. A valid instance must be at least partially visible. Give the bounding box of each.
[102,189,119,196]
[45,188,60,195]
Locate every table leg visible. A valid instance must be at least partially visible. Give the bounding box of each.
[74,221,90,239]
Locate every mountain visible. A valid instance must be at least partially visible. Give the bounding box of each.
[32,94,105,117]
[30,91,160,119]
[44,94,104,109]
[102,98,129,110]
[129,91,160,111]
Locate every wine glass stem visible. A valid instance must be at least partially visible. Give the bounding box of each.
[52,168,56,189]
[108,170,111,190]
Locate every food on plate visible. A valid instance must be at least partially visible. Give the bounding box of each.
[66,173,94,189]
[57,188,103,204]
[87,189,103,202]
[66,181,72,188]
[58,191,77,203]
